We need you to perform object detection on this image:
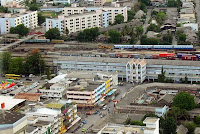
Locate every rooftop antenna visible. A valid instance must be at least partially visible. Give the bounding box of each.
[1,102,5,120]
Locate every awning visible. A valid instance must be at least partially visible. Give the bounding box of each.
[107,90,114,96]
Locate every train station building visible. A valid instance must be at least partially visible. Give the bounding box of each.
[53,57,200,84]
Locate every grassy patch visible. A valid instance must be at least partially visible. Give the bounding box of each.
[40,11,58,18]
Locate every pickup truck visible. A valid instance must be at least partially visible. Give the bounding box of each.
[86,110,99,115]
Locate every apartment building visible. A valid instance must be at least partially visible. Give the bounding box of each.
[0,11,38,34]
[65,72,118,107]
[46,10,109,34]
[0,111,27,134]
[62,3,127,24]
[53,0,75,4]
[86,5,128,23]
[53,57,200,84]
[1,0,24,6]
[94,0,106,6]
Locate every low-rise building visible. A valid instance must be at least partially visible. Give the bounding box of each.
[39,82,66,99]
[0,96,26,111]
[53,0,75,4]
[54,57,200,83]
[151,0,167,7]
[98,117,160,134]
[65,72,118,107]
[0,11,38,34]
[0,111,27,134]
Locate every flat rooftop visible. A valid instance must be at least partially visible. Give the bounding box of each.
[0,96,26,110]
[54,56,200,67]
[14,93,42,102]
[143,117,159,123]
[101,124,144,134]
[0,111,25,124]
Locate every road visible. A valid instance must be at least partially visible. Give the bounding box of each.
[136,9,152,44]
[195,0,200,26]
[73,83,133,133]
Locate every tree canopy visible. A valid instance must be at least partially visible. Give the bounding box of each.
[127,9,135,21]
[24,49,45,75]
[10,24,29,36]
[38,13,46,25]
[162,117,177,134]
[147,24,160,32]
[76,27,99,42]
[108,30,121,43]
[140,35,159,45]
[172,92,196,110]
[9,57,24,74]
[1,52,11,74]
[139,0,151,6]
[156,12,167,25]
[45,28,61,40]
[114,14,124,24]
[0,6,10,13]
[167,0,178,7]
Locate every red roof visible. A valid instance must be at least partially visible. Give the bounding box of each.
[28,31,43,35]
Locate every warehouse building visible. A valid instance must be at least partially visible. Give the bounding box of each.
[53,57,200,83]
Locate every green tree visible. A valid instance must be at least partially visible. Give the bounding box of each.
[167,0,178,7]
[156,12,167,25]
[45,28,61,40]
[163,117,177,134]
[173,92,196,110]
[1,52,11,74]
[66,28,69,35]
[147,24,160,32]
[178,33,186,42]
[0,6,10,13]
[184,75,188,84]
[127,9,135,21]
[140,35,159,45]
[38,13,46,25]
[158,66,166,82]
[114,14,124,24]
[9,57,24,74]
[140,3,147,13]
[76,27,99,42]
[29,4,39,11]
[162,31,173,43]
[135,26,144,37]
[10,24,29,36]
[46,67,50,80]
[108,30,121,43]
[183,121,196,134]
[24,49,45,75]
[167,107,189,121]
[139,0,151,6]
[194,116,200,125]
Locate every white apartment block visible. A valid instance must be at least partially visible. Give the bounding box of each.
[62,3,128,24]
[46,10,109,34]
[86,6,128,24]
[0,11,38,34]
[94,0,106,6]
[1,0,24,6]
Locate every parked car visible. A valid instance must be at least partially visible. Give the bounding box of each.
[103,105,107,110]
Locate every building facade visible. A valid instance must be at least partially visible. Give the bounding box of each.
[66,72,118,107]
[46,10,109,34]
[0,11,38,34]
[0,111,27,134]
[53,57,200,84]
